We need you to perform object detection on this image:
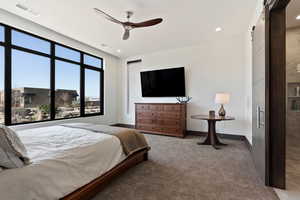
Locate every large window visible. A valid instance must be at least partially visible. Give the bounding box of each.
[0,24,104,125]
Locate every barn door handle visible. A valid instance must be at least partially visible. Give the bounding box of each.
[256,106,265,129]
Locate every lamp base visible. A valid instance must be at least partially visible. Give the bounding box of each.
[218,105,226,117]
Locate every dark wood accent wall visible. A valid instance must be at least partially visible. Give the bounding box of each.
[268,4,288,189]
[135,103,186,138]
[261,0,290,189]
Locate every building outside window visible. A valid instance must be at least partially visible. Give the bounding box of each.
[0,24,104,125]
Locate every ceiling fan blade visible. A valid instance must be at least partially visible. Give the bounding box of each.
[123,29,130,40]
[131,18,163,28]
[94,8,123,25]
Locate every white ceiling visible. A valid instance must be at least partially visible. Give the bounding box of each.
[287,0,300,29]
[0,0,258,58]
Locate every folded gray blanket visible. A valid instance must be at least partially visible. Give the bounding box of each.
[60,123,150,156]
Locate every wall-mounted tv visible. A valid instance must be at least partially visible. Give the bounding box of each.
[140,67,186,97]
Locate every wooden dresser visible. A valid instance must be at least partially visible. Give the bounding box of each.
[135,103,186,138]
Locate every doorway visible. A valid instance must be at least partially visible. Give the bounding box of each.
[252,0,290,190]
[278,0,300,198]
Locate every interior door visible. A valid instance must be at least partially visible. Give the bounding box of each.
[252,10,269,185]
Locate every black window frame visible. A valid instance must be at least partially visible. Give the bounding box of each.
[0,23,104,126]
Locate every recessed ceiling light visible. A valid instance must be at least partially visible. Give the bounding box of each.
[296,15,300,20]
[16,3,28,11]
[215,27,222,32]
[16,3,39,16]
[117,49,121,53]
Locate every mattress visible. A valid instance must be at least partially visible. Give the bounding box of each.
[0,125,126,200]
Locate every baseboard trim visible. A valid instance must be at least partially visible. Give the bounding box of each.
[111,124,252,151]
[244,137,252,152]
[111,123,135,129]
[186,130,244,141]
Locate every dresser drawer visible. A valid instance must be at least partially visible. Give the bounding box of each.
[137,118,156,125]
[157,112,181,120]
[157,119,181,126]
[136,104,150,111]
[163,104,181,112]
[136,111,156,119]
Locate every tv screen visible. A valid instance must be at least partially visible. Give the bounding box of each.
[140,67,186,97]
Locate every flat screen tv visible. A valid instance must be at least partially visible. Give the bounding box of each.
[140,67,186,97]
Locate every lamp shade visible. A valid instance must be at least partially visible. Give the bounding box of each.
[215,93,230,104]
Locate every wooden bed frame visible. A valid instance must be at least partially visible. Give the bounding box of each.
[60,149,149,200]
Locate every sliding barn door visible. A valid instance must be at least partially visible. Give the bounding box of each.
[252,10,269,185]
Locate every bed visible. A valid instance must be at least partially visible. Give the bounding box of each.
[0,123,150,200]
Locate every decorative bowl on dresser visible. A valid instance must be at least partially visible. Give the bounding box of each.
[135,103,187,138]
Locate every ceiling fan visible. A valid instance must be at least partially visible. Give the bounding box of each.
[94,8,163,40]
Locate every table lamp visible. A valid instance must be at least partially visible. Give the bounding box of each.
[215,93,230,117]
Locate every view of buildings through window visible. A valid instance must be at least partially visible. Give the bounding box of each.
[85,69,101,114]
[0,25,103,125]
[11,49,51,123]
[55,60,80,119]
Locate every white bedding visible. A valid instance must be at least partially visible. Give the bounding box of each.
[0,126,126,200]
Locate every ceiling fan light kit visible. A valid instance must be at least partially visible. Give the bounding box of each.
[94,8,163,40]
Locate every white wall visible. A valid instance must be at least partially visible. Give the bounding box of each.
[0,9,122,130]
[119,34,252,137]
[244,0,264,144]
[244,32,253,143]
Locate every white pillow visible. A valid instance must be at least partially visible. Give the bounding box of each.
[0,125,30,168]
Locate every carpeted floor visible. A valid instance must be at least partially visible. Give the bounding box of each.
[92,134,278,200]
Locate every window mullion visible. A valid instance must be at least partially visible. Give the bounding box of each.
[80,53,85,117]
[50,43,55,120]
[4,27,11,125]
[100,69,104,115]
